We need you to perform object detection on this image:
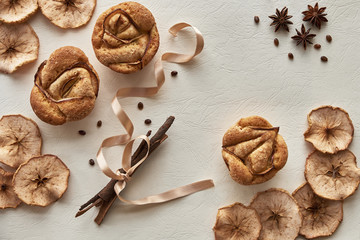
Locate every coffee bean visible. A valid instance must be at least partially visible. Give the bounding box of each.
[254,16,260,24]
[138,102,144,110]
[144,119,152,125]
[326,35,332,43]
[274,38,279,47]
[288,53,294,60]
[171,71,178,77]
[321,56,328,62]
[78,130,86,135]
[97,120,102,127]
[314,44,321,49]
[89,159,95,166]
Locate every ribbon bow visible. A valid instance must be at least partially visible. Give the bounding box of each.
[96,23,214,206]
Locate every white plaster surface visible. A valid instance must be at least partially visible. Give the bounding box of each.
[1,0,360,239]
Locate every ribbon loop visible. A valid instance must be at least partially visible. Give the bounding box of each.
[96,22,214,209]
[97,135,150,183]
[163,22,204,63]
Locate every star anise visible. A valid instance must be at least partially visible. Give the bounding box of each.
[291,24,316,50]
[302,3,328,29]
[269,7,293,32]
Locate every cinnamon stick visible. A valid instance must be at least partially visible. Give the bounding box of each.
[76,116,175,224]
[94,195,117,225]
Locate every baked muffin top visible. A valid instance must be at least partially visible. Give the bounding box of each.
[30,46,99,125]
[222,116,288,185]
[92,2,160,74]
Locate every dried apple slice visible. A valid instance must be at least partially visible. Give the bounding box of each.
[38,0,96,29]
[250,188,302,240]
[304,106,354,154]
[0,167,21,209]
[292,183,343,239]
[213,202,261,240]
[0,23,39,74]
[0,0,38,24]
[13,155,70,207]
[0,115,42,169]
[305,150,360,200]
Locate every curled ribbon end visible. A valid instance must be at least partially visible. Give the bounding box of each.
[208,179,215,187]
[169,30,178,37]
[168,22,192,37]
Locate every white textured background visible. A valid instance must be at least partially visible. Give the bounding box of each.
[1,0,360,239]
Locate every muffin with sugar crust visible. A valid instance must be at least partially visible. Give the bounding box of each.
[92,2,160,74]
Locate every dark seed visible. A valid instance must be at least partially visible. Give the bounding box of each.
[288,53,294,60]
[97,120,102,127]
[89,159,95,166]
[314,44,321,49]
[1,184,6,191]
[274,38,279,47]
[171,71,178,77]
[326,35,332,43]
[138,102,144,110]
[78,130,86,135]
[321,56,328,62]
[254,16,260,24]
[144,119,152,125]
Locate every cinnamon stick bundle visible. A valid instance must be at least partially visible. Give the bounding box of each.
[76,116,175,225]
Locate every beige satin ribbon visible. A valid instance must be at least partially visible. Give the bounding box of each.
[96,23,214,206]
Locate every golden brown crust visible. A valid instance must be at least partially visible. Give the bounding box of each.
[92,2,160,74]
[222,116,288,185]
[30,86,66,125]
[30,46,99,125]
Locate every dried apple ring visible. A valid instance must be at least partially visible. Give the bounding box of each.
[38,0,96,29]
[13,154,70,207]
[304,106,354,154]
[0,0,38,24]
[0,167,21,209]
[92,2,160,74]
[292,183,343,239]
[0,23,39,74]
[213,202,261,240]
[222,116,288,185]
[305,150,360,200]
[250,188,302,240]
[0,115,42,169]
[30,46,99,125]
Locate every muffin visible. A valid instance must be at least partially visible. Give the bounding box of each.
[92,2,160,74]
[222,116,288,185]
[30,46,99,125]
